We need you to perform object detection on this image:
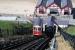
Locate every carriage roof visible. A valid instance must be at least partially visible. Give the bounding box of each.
[33,25,41,28]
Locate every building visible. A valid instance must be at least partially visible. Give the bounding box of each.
[46,0,72,15]
[46,0,61,15]
[61,0,72,15]
[35,0,72,16]
[35,0,48,16]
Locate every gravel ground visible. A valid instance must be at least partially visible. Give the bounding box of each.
[56,32,73,50]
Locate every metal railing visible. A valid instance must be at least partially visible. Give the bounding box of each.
[55,15,73,19]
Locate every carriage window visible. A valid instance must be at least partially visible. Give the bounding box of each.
[34,27,35,30]
[35,28,37,31]
[38,28,41,31]
[34,27,37,31]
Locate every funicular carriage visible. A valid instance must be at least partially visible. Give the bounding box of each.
[33,25,42,37]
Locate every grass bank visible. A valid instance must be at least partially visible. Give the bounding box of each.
[64,25,75,36]
[0,20,32,37]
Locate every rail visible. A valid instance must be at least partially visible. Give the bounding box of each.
[16,38,49,50]
[0,36,38,50]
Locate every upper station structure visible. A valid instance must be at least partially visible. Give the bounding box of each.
[35,0,73,16]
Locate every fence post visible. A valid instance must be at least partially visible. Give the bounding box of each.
[55,25,58,34]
